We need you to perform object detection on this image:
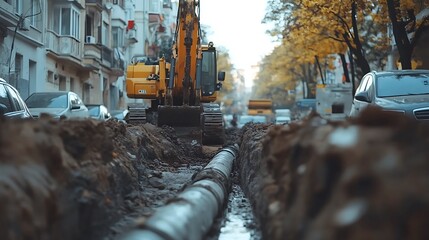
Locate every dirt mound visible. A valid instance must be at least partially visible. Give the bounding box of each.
[239,107,429,239]
[0,118,206,240]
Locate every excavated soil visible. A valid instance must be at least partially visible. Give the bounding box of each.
[0,117,214,240]
[239,107,429,240]
[2,106,429,240]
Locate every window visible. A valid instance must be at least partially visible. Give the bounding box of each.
[365,78,375,99]
[102,22,109,46]
[22,0,40,27]
[356,75,370,94]
[112,27,124,48]
[70,94,78,105]
[377,74,429,97]
[85,15,93,37]
[29,0,36,25]
[6,86,24,111]
[14,0,22,15]
[25,93,68,108]
[0,85,12,113]
[201,50,217,95]
[54,5,80,38]
[149,0,161,12]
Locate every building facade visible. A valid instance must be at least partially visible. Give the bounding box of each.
[0,0,185,110]
[0,0,137,110]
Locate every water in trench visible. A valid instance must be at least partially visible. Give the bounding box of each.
[206,184,262,240]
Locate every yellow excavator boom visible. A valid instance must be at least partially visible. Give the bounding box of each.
[125,0,226,145]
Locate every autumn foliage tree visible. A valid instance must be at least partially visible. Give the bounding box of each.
[260,0,429,99]
[216,48,235,102]
[385,0,429,69]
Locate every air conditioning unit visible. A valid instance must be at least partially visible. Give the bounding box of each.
[85,36,96,44]
[20,18,30,31]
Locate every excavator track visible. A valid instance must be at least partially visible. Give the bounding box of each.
[127,107,147,124]
[201,103,225,145]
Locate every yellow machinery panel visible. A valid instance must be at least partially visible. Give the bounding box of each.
[126,57,167,100]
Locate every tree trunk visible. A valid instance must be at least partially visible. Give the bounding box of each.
[339,53,350,83]
[350,1,371,75]
[349,51,357,97]
[386,0,413,69]
[301,79,306,99]
[315,55,325,84]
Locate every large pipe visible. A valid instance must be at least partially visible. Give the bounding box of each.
[121,145,239,240]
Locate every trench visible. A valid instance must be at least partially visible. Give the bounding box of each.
[206,184,262,240]
[119,143,262,240]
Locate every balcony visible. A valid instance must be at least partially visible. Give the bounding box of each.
[163,0,172,9]
[45,30,81,62]
[83,41,101,70]
[111,3,126,25]
[86,0,103,11]
[0,1,19,27]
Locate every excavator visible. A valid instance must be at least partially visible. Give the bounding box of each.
[125,0,226,145]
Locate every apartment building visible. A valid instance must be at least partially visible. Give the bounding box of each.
[0,0,136,110]
[125,0,175,107]
[0,0,45,100]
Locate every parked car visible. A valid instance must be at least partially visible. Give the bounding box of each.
[238,115,267,128]
[275,116,291,124]
[349,70,429,120]
[0,78,32,119]
[25,91,89,119]
[87,104,111,121]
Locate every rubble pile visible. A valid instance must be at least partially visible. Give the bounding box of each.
[239,107,429,240]
[3,106,428,240]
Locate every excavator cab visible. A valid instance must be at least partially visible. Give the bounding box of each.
[201,45,224,100]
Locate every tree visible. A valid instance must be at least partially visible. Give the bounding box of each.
[264,0,393,80]
[216,48,235,100]
[386,0,429,69]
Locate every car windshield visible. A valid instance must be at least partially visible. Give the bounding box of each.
[25,93,68,108]
[377,74,429,97]
[87,106,100,117]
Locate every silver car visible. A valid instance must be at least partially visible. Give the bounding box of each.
[87,104,111,121]
[350,70,429,120]
[0,78,33,119]
[25,91,89,119]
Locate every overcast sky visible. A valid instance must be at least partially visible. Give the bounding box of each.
[199,0,279,86]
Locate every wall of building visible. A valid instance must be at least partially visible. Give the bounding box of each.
[2,35,45,100]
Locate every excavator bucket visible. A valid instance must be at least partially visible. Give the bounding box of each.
[157,105,201,127]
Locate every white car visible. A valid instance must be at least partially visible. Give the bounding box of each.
[238,115,267,128]
[87,104,111,121]
[25,91,89,119]
[275,116,291,124]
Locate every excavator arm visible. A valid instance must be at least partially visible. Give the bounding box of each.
[126,0,225,145]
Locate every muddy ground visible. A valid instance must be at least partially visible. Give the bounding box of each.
[1,107,429,239]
